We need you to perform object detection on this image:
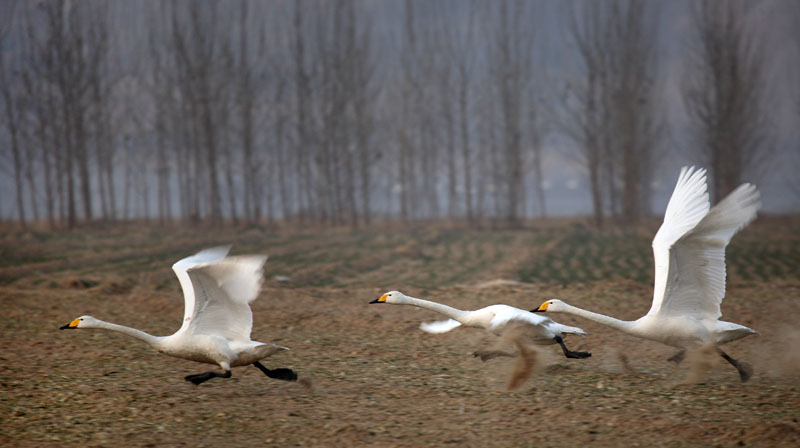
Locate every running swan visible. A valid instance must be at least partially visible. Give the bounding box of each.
[60,246,297,385]
[371,291,591,359]
[533,167,759,382]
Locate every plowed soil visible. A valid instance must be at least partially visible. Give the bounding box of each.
[1,219,798,447]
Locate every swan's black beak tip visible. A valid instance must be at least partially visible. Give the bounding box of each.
[59,323,72,330]
[369,298,382,304]
[530,308,544,313]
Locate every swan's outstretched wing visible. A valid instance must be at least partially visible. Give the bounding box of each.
[173,245,231,331]
[648,167,710,316]
[487,305,550,332]
[420,319,462,334]
[173,247,267,341]
[491,306,587,339]
[654,183,759,319]
[183,255,268,341]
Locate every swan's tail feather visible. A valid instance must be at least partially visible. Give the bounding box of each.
[558,324,587,337]
[715,321,759,345]
[254,343,289,359]
[420,319,462,334]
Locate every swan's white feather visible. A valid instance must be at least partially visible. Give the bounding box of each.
[488,305,587,340]
[172,245,231,333]
[62,246,291,376]
[532,167,759,380]
[655,183,760,319]
[536,167,759,353]
[649,167,710,316]
[181,255,268,342]
[377,293,587,350]
[420,319,462,334]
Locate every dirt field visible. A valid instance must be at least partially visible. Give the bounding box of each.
[1,219,799,447]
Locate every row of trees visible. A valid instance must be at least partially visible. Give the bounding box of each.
[0,0,781,229]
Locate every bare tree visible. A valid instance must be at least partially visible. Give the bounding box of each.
[169,0,235,225]
[235,0,259,224]
[683,0,773,202]
[41,2,79,227]
[527,90,547,218]
[434,1,478,222]
[22,5,61,228]
[432,6,459,219]
[394,0,419,222]
[21,51,57,227]
[489,0,534,225]
[394,0,443,220]
[292,0,316,222]
[790,2,800,200]
[608,1,661,222]
[86,2,114,222]
[0,42,26,228]
[563,0,661,226]
[351,9,377,227]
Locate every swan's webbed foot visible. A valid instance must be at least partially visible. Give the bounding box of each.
[718,349,753,383]
[253,361,298,382]
[472,350,515,362]
[555,336,591,359]
[667,350,686,364]
[564,349,592,359]
[185,369,232,385]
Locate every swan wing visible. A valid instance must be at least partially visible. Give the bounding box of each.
[487,306,587,342]
[489,307,570,346]
[172,246,232,331]
[420,319,462,334]
[180,254,268,342]
[487,305,549,332]
[552,322,588,337]
[654,183,760,319]
[649,167,710,316]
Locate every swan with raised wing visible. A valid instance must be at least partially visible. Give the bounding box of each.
[60,246,297,385]
[534,167,759,382]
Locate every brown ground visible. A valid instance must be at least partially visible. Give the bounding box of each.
[1,219,799,447]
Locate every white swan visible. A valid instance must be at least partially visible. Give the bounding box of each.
[60,246,297,385]
[533,167,759,382]
[370,291,591,359]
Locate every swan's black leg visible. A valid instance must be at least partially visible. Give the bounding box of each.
[253,361,298,381]
[718,349,753,383]
[185,369,232,385]
[667,350,686,364]
[555,335,591,359]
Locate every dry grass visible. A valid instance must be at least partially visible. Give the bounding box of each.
[1,219,799,447]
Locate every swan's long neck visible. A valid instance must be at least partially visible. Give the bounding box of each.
[90,320,165,348]
[561,304,636,334]
[398,296,471,323]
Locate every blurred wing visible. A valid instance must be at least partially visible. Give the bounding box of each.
[487,305,549,333]
[173,246,231,331]
[654,183,760,319]
[649,167,710,316]
[181,255,268,342]
[420,319,462,334]
[552,322,587,337]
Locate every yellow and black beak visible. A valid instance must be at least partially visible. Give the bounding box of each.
[369,294,388,304]
[59,318,80,330]
[531,302,549,313]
